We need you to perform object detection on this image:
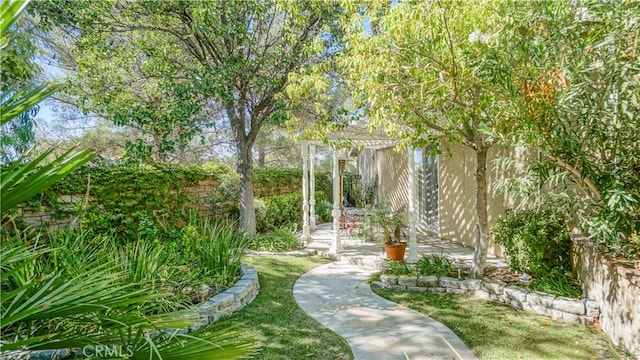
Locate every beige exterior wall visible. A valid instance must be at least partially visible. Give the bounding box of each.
[357,148,378,202]
[372,142,528,257]
[438,143,507,256]
[375,147,408,213]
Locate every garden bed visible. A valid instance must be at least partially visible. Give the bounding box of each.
[372,274,599,325]
[26,264,260,360]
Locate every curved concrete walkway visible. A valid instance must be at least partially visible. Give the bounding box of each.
[293,261,478,360]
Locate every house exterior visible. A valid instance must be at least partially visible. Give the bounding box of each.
[300,124,521,259]
[360,143,517,257]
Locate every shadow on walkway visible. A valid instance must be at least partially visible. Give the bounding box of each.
[293,261,479,360]
[305,222,506,270]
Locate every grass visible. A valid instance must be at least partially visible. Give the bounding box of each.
[373,288,619,360]
[217,255,353,359]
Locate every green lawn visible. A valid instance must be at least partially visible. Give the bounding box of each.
[219,255,353,360]
[199,255,619,359]
[373,288,619,360]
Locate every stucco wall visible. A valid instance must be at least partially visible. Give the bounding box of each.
[362,142,533,257]
[375,148,408,213]
[373,142,517,257]
[437,143,508,256]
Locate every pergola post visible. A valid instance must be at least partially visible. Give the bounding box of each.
[309,144,317,231]
[301,141,310,242]
[407,145,418,262]
[330,149,342,254]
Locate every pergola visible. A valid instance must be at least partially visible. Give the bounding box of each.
[300,124,420,262]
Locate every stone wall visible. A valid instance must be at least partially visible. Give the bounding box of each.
[189,263,260,332]
[572,239,640,358]
[15,193,79,232]
[17,179,224,231]
[372,275,599,325]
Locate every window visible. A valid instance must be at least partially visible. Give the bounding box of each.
[416,148,439,232]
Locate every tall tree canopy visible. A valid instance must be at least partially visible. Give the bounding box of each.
[36,0,340,234]
[491,0,640,252]
[341,0,639,266]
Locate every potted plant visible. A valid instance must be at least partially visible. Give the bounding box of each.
[369,205,407,261]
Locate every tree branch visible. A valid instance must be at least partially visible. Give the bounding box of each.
[544,152,603,203]
[437,0,459,101]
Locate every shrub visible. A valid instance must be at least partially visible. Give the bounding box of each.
[253,168,331,198]
[492,208,573,277]
[415,252,455,277]
[492,208,581,297]
[256,191,326,233]
[530,268,581,298]
[383,260,415,276]
[183,219,249,290]
[39,216,248,307]
[21,163,329,241]
[1,229,255,356]
[315,199,332,223]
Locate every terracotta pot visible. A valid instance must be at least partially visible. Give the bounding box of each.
[384,243,407,261]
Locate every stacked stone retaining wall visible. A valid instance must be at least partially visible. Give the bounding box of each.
[572,239,640,359]
[372,275,599,325]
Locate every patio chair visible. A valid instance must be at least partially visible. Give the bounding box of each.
[340,207,365,240]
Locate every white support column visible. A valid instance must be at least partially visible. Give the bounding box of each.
[301,142,310,242]
[330,149,343,254]
[407,145,418,262]
[309,144,317,231]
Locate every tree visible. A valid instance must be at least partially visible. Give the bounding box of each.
[339,0,516,277]
[253,124,301,168]
[36,0,340,235]
[489,0,640,253]
[1,3,258,357]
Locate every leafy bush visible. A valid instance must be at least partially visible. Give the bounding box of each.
[256,191,326,233]
[23,216,248,310]
[492,208,582,297]
[250,226,300,252]
[384,260,414,276]
[315,199,332,223]
[415,252,455,277]
[183,220,249,289]
[530,268,581,298]
[20,163,330,242]
[381,253,457,278]
[492,208,573,278]
[253,168,331,198]
[1,224,254,355]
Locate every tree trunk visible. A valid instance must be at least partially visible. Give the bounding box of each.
[470,146,490,279]
[236,137,257,236]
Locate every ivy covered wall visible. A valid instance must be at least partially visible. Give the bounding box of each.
[17,163,331,237]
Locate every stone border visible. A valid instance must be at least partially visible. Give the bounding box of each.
[372,275,599,325]
[21,264,260,360]
[187,264,260,332]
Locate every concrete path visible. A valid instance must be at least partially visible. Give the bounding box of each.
[293,261,479,360]
[305,223,506,271]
